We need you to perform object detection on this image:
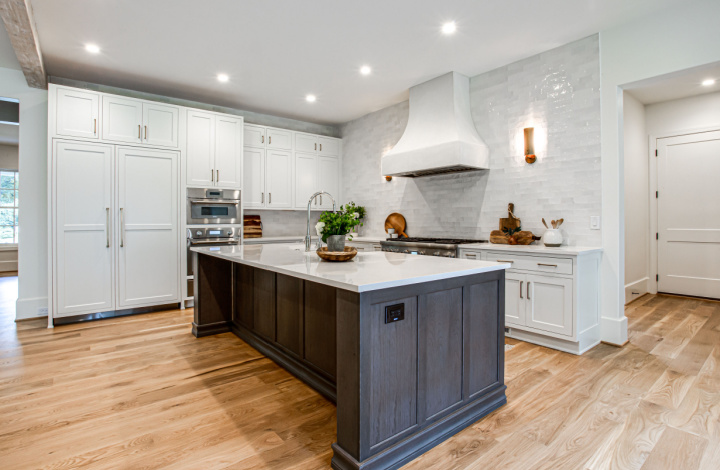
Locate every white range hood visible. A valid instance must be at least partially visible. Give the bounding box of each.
[382,72,489,178]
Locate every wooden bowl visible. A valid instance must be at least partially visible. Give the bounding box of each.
[316,246,358,262]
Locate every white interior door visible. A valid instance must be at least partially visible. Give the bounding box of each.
[658,131,720,299]
[142,103,179,148]
[55,141,114,316]
[186,110,215,187]
[294,152,317,209]
[214,115,243,189]
[525,274,573,336]
[504,273,526,327]
[266,149,293,208]
[55,88,99,139]
[317,156,339,209]
[243,147,265,208]
[117,147,179,308]
[102,96,143,144]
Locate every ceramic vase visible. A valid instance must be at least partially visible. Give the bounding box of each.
[542,229,563,247]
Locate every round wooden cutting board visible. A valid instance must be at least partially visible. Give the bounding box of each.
[384,213,408,238]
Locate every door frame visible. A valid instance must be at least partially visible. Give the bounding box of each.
[649,125,720,295]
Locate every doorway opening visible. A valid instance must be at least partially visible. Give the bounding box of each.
[0,97,19,318]
[622,61,720,303]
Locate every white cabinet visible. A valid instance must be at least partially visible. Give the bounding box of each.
[116,147,179,308]
[55,88,100,139]
[186,110,243,189]
[318,136,340,156]
[243,147,265,208]
[295,133,318,153]
[458,247,601,355]
[266,150,293,208]
[295,152,317,209]
[54,141,114,316]
[292,134,342,210]
[349,241,383,252]
[317,156,339,209]
[102,96,179,147]
[267,128,292,150]
[244,125,266,148]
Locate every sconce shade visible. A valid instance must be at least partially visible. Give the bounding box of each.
[524,127,536,164]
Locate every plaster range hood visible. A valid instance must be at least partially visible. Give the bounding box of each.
[382,72,489,178]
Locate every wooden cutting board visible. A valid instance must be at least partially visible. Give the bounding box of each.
[384,213,408,238]
[490,230,535,245]
[243,215,262,239]
[499,203,521,231]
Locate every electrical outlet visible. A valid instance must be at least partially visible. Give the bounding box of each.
[590,216,601,230]
[37,307,48,316]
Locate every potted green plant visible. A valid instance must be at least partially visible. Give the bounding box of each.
[343,201,366,238]
[315,204,364,252]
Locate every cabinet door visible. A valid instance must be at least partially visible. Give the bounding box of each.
[525,275,573,336]
[266,149,293,208]
[116,147,179,308]
[102,96,143,144]
[142,103,179,148]
[267,128,292,150]
[317,156,339,209]
[295,132,318,153]
[55,88,99,139]
[55,141,114,316]
[243,147,265,207]
[244,125,266,148]
[504,273,526,327]
[294,152,317,210]
[214,115,243,189]
[318,136,340,156]
[186,110,215,187]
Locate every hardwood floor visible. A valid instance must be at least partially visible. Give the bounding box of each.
[1,291,719,469]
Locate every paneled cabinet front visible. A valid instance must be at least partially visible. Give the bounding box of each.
[55,88,100,139]
[102,96,179,148]
[186,110,243,189]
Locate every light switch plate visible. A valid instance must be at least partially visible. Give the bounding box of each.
[590,216,601,230]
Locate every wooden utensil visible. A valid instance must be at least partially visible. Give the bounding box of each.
[490,230,535,245]
[316,246,358,262]
[557,218,564,228]
[384,213,408,238]
[542,218,548,229]
[499,203,521,231]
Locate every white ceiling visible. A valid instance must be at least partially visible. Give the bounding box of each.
[25,0,686,124]
[625,61,720,105]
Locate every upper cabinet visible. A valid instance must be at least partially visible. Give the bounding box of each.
[292,134,342,210]
[102,96,179,148]
[267,128,292,150]
[244,125,266,148]
[186,110,243,189]
[55,88,100,139]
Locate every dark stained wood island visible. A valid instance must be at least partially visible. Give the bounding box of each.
[191,244,509,470]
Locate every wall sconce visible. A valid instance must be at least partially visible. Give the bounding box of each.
[524,127,536,164]
[385,175,392,181]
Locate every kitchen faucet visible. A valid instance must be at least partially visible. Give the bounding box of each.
[305,191,336,251]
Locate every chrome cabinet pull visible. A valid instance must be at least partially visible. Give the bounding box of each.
[320,195,322,205]
[211,169,214,182]
[315,143,317,151]
[465,253,476,259]
[269,136,272,145]
[320,143,322,151]
[261,193,264,204]
[269,193,272,204]
[497,259,514,264]
[94,118,97,134]
[144,125,148,140]
[520,281,523,299]
[538,263,558,268]
[120,208,125,247]
[527,281,531,300]
[262,135,264,144]
[216,170,219,182]
[105,208,110,247]
[138,124,141,139]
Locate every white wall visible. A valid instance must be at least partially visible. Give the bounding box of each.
[341,36,602,246]
[0,143,18,169]
[623,92,649,304]
[599,0,720,344]
[646,91,720,135]
[0,66,48,319]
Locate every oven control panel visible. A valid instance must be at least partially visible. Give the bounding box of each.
[187,227,238,240]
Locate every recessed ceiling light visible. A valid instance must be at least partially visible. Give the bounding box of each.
[217,73,229,83]
[306,94,317,103]
[85,44,101,54]
[360,65,372,76]
[441,21,457,35]
[702,78,716,86]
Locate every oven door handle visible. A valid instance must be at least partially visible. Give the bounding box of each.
[189,200,240,205]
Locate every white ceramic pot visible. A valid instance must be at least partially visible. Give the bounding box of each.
[542,229,563,247]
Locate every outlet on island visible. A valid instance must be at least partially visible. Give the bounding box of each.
[385,303,405,324]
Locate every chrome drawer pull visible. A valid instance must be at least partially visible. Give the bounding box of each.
[538,263,558,268]
[465,253,476,259]
[496,259,514,264]
[520,281,523,299]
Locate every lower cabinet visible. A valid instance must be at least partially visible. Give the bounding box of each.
[459,247,601,354]
[348,240,383,252]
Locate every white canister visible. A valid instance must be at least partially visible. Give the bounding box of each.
[542,229,563,247]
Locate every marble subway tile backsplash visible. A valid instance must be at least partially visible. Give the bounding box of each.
[340,35,602,246]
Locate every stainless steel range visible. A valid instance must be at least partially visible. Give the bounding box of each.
[381,237,488,257]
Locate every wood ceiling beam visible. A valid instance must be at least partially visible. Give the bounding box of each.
[0,0,47,89]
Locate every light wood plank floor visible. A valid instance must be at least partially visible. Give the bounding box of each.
[1,284,719,469]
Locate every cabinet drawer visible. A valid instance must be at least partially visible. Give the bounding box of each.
[485,252,573,275]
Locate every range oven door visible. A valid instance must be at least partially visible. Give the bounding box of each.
[187,199,240,224]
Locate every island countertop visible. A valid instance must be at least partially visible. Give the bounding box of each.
[191,243,509,292]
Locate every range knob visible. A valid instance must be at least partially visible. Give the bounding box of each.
[196,230,202,236]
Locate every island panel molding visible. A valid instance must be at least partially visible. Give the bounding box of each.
[192,249,507,470]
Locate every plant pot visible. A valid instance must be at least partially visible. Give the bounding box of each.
[542,229,563,247]
[326,235,346,252]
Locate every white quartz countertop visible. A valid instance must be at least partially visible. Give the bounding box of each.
[243,236,386,244]
[191,243,509,292]
[458,243,603,255]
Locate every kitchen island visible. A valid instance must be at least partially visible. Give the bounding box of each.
[191,244,509,470]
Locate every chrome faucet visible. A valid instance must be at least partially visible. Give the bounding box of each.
[305,191,336,251]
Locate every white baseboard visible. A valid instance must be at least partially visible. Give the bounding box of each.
[15,296,48,320]
[600,315,628,346]
[625,277,649,305]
